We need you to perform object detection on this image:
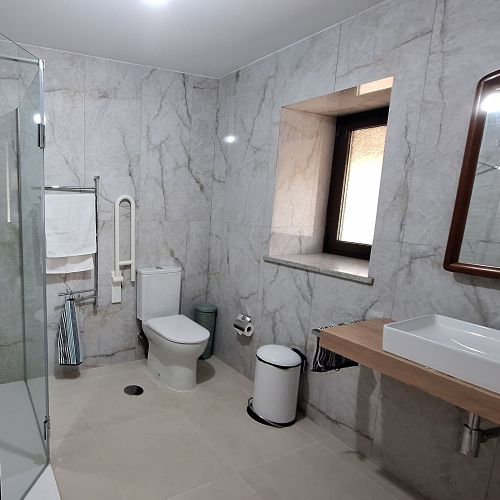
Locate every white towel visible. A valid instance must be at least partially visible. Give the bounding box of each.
[45,193,96,258]
[46,255,94,274]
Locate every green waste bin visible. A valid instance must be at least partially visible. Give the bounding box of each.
[194,303,217,360]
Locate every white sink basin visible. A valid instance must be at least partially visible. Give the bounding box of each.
[383,314,500,394]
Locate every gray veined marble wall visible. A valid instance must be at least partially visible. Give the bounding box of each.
[208,1,500,499]
[27,46,217,374]
[3,0,500,497]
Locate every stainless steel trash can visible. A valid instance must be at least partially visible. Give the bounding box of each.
[249,345,302,427]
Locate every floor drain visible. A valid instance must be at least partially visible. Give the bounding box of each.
[124,385,144,396]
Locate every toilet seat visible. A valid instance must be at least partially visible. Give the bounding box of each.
[145,315,209,344]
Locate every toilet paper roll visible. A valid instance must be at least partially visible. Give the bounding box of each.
[234,315,254,337]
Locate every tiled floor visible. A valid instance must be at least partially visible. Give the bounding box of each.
[49,357,421,500]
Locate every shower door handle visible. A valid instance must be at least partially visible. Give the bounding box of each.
[43,417,51,441]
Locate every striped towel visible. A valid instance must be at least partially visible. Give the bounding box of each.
[57,298,83,365]
[310,321,361,372]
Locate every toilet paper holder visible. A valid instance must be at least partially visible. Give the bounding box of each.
[234,314,254,337]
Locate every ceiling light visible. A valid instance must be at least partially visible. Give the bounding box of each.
[143,0,169,6]
[224,135,237,144]
[481,91,500,113]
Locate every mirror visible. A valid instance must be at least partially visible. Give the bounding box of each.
[445,70,500,278]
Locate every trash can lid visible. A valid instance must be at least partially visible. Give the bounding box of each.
[256,345,302,368]
[194,303,217,313]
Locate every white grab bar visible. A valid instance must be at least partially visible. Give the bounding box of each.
[114,194,136,282]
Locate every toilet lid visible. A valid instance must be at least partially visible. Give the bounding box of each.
[145,315,210,344]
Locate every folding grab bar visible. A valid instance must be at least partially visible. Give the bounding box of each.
[112,195,135,303]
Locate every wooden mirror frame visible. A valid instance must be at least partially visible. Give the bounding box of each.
[444,70,500,278]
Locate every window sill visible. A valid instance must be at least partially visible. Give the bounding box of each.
[263,253,374,285]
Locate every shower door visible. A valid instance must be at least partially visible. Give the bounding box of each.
[0,35,49,500]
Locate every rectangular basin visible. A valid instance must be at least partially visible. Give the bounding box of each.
[383,314,500,395]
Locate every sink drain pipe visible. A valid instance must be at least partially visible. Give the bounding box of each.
[461,413,500,457]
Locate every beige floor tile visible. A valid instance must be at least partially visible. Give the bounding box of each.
[209,357,254,394]
[95,410,233,500]
[52,432,124,500]
[49,384,90,440]
[51,360,139,385]
[167,474,261,500]
[138,358,249,409]
[240,443,401,500]
[296,417,422,500]
[69,368,176,431]
[178,391,313,471]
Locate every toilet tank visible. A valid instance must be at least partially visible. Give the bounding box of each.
[136,266,182,321]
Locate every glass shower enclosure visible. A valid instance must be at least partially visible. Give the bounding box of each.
[0,33,49,499]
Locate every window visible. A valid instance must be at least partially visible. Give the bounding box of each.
[323,107,388,259]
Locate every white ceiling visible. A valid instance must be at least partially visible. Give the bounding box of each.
[0,0,382,78]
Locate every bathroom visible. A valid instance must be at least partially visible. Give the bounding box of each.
[1,0,500,498]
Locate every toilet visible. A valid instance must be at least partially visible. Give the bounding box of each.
[137,266,209,391]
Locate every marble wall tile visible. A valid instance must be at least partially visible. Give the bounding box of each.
[137,220,188,269]
[258,262,314,350]
[404,0,500,247]
[335,0,436,79]
[85,57,142,221]
[372,376,496,500]
[219,57,277,226]
[486,442,500,500]
[140,69,192,222]
[392,244,500,328]
[33,48,85,187]
[84,219,138,366]
[209,222,264,379]
[188,77,218,221]
[210,79,232,224]
[272,26,340,108]
[0,223,23,383]
[0,343,24,384]
[182,221,210,317]
[301,367,380,457]
[300,239,401,451]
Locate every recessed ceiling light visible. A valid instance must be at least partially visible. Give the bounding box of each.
[143,0,169,6]
[224,135,237,144]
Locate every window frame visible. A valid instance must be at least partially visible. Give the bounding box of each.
[323,106,389,260]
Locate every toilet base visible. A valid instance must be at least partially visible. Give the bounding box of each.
[146,341,206,392]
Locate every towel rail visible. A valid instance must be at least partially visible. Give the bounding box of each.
[45,176,100,309]
[58,289,96,297]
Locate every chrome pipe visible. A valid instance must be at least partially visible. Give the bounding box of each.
[44,186,96,192]
[460,413,500,457]
[460,413,481,457]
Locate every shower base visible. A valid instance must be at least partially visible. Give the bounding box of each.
[0,381,59,499]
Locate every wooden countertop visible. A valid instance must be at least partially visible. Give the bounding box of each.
[320,319,500,424]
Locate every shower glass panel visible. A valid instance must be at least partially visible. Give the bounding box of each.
[0,33,48,500]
